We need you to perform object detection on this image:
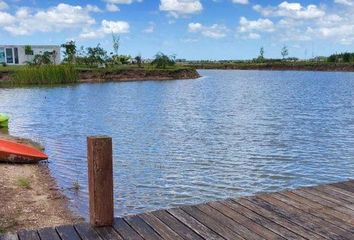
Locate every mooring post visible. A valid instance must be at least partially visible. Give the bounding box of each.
[87,136,114,226]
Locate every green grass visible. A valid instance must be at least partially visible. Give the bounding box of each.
[1,65,78,87]
[16,177,31,189]
[0,65,26,72]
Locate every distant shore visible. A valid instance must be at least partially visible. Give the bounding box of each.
[186,62,354,72]
[0,67,201,86]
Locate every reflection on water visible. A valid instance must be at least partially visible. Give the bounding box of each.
[0,70,354,218]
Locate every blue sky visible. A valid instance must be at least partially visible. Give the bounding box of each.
[0,0,353,60]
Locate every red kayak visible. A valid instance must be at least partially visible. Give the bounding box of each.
[0,139,48,163]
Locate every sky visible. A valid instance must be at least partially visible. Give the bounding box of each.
[0,0,353,60]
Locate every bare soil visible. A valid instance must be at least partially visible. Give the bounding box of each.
[0,134,84,234]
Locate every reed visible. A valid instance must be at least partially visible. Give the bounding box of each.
[5,65,78,87]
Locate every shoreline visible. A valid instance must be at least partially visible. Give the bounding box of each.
[187,62,354,72]
[0,134,84,233]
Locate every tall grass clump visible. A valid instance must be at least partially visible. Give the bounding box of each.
[8,65,78,86]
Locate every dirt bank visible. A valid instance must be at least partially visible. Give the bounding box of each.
[78,68,201,83]
[0,135,83,234]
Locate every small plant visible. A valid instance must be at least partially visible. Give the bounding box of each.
[1,62,6,67]
[17,177,31,189]
[72,180,81,192]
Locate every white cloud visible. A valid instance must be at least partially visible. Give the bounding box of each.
[188,22,228,39]
[232,0,248,4]
[160,0,202,17]
[0,1,8,10]
[80,20,130,39]
[334,0,353,6]
[143,22,155,33]
[253,1,325,19]
[0,3,98,35]
[103,0,142,12]
[239,17,275,33]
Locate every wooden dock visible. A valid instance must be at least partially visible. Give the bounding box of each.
[1,179,354,240]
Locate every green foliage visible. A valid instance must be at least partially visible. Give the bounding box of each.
[135,54,142,67]
[328,52,354,63]
[86,44,108,67]
[6,65,78,86]
[151,52,176,69]
[281,46,289,59]
[17,177,31,189]
[112,34,120,56]
[28,52,52,66]
[24,45,33,55]
[61,41,77,64]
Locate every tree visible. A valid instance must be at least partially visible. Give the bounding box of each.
[86,44,108,67]
[281,46,289,59]
[135,54,142,67]
[112,34,120,56]
[61,41,77,64]
[259,47,264,59]
[151,52,176,69]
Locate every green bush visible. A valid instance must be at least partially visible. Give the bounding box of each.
[5,65,78,86]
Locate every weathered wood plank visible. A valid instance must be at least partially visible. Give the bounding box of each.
[237,197,323,239]
[167,207,223,240]
[225,199,302,240]
[318,185,354,204]
[152,210,204,240]
[37,227,61,240]
[75,223,102,240]
[196,203,264,240]
[0,233,19,240]
[277,191,354,229]
[259,194,354,239]
[181,205,244,240]
[95,226,123,240]
[209,201,285,240]
[139,213,184,240]
[17,230,40,240]
[292,189,354,217]
[124,215,163,240]
[331,181,354,193]
[56,225,82,240]
[304,188,354,211]
[113,218,143,240]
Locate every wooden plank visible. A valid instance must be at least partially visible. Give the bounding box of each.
[209,201,285,240]
[258,194,354,240]
[95,226,123,240]
[167,207,223,240]
[277,191,354,229]
[56,225,82,240]
[225,199,302,240]
[139,212,184,240]
[304,188,354,211]
[331,182,354,193]
[37,228,61,240]
[326,184,354,199]
[74,223,102,240]
[17,230,40,240]
[236,197,323,240]
[181,205,244,240]
[195,203,264,240]
[318,185,354,204]
[152,210,204,240]
[124,215,163,240]
[0,233,19,240]
[87,136,114,227]
[113,218,143,240]
[292,189,354,217]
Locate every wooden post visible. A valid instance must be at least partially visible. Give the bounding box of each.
[87,136,114,226]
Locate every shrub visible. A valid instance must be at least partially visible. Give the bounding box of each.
[7,65,78,86]
[151,52,176,69]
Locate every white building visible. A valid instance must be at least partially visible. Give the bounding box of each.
[0,45,61,65]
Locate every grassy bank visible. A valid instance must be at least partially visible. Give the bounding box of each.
[185,61,354,72]
[0,65,199,87]
[0,65,78,87]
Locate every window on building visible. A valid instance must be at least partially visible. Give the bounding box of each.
[5,48,13,64]
[0,48,4,64]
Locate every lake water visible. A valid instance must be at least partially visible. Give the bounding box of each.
[0,69,354,218]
